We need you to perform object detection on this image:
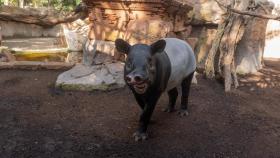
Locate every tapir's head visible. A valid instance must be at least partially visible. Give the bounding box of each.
[115,39,166,94]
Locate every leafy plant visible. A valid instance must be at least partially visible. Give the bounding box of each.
[1,0,81,11]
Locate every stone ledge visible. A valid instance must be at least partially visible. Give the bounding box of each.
[0,61,74,70]
[10,48,68,54]
[55,62,126,91]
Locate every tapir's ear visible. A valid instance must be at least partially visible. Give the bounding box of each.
[115,39,131,54]
[150,40,166,55]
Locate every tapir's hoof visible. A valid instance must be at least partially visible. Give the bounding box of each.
[133,131,148,141]
[177,109,189,117]
[162,107,175,113]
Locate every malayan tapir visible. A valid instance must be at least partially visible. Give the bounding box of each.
[115,38,196,141]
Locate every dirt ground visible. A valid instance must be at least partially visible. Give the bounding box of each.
[0,60,280,158]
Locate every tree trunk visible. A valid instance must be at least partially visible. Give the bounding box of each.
[204,17,229,79]
[48,0,50,8]
[205,0,251,92]
[18,0,24,8]
[33,1,38,7]
[221,15,247,91]
[3,0,9,5]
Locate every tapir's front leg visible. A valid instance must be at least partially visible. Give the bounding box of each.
[133,93,161,141]
[132,91,145,110]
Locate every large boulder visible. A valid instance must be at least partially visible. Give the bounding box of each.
[56,62,125,91]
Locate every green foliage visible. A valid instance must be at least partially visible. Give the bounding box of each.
[49,0,81,11]
[1,0,18,6]
[1,0,81,11]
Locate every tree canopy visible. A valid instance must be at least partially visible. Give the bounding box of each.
[1,0,81,11]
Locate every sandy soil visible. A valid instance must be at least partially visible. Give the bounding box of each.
[0,60,280,158]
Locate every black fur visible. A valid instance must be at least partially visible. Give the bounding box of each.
[115,39,131,54]
[163,88,178,113]
[131,51,171,134]
[181,72,194,110]
[150,40,166,55]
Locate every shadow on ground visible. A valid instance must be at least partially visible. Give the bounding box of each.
[239,60,280,89]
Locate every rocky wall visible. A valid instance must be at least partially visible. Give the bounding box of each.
[0,6,64,38]
[0,21,63,38]
[87,1,192,43]
[191,0,229,24]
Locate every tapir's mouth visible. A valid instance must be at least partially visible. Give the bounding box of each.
[133,82,148,94]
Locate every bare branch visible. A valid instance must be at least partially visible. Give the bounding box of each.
[214,0,280,21]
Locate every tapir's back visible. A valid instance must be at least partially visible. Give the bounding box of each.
[163,38,196,91]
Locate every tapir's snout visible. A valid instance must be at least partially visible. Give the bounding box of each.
[125,72,149,94]
[125,74,146,85]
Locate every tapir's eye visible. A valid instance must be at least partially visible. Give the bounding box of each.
[126,61,133,71]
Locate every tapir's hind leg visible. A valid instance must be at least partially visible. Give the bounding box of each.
[163,87,178,113]
[178,72,194,117]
